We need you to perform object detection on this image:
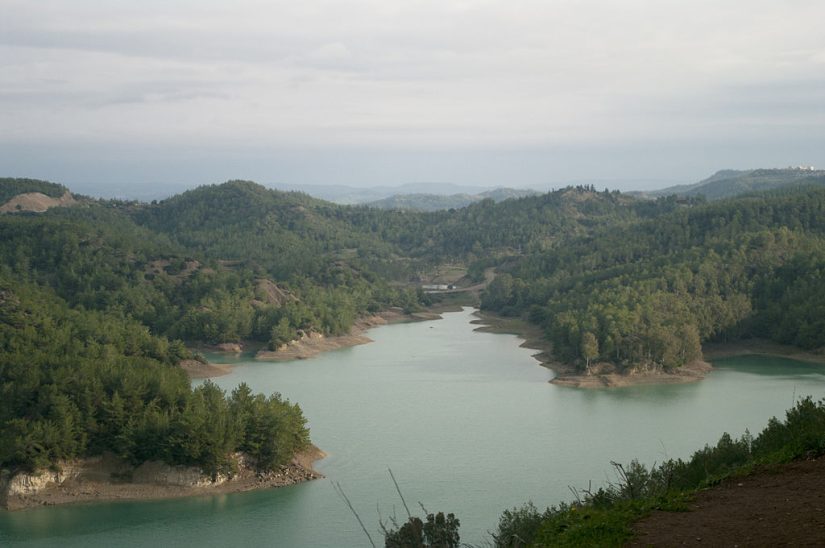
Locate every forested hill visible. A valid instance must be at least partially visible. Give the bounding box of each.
[340,185,666,264]
[0,274,309,476]
[3,175,825,474]
[134,180,400,280]
[4,176,825,361]
[0,179,429,475]
[481,186,825,372]
[136,180,655,272]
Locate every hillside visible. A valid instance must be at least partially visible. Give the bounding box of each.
[631,456,825,545]
[480,186,825,376]
[645,167,825,200]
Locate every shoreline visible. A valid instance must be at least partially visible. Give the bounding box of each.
[179,358,234,379]
[547,359,712,388]
[471,310,713,388]
[1,446,326,511]
[254,307,451,361]
[470,310,566,370]
[473,311,825,388]
[186,307,824,389]
[702,338,825,366]
[189,306,460,377]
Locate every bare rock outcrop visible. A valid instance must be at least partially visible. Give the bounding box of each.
[1,447,325,510]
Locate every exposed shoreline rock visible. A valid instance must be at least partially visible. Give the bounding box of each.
[1,446,326,511]
[702,338,825,365]
[183,308,451,378]
[548,358,713,388]
[254,308,444,362]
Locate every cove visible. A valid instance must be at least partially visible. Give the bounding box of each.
[2,308,824,547]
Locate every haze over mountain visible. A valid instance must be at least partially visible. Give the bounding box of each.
[57,167,825,208]
[363,188,540,211]
[270,182,503,205]
[62,178,679,202]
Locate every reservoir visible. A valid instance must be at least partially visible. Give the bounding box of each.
[2,308,824,547]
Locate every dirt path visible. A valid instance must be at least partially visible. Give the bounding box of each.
[630,457,825,546]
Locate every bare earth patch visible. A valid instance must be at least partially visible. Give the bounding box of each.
[0,191,75,213]
[630,457,825,546]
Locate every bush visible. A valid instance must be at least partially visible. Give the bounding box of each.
[493,502,552,547]
[383,512,460,548]
[752,397,825,460]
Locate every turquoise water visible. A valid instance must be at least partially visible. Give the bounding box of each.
[2,308,824,547]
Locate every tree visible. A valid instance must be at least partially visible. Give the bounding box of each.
[384,512,460,548]
[580,332,599,374]
[270,317,295,348]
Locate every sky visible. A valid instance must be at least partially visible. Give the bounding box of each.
[1,0,824,194]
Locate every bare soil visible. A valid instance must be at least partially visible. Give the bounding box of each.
[630,457,825,546]
[0,191,75,213]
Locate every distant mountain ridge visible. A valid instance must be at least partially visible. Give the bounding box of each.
[364,187,539,211]
[641,167,825,200]
[268,181,530,205]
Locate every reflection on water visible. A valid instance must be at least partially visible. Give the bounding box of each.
[2,309,823,547]
[714,354,825,378]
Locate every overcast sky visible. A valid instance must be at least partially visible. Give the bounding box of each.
[2,0,824,193]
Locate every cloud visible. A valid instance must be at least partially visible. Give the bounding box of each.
[1,0,824,183]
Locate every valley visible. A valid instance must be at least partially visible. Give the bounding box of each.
[2,172,825,545]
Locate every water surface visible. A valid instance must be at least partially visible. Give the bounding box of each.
[2,309,823,546]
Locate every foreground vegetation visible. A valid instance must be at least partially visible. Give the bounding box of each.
[491,397,825,547]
